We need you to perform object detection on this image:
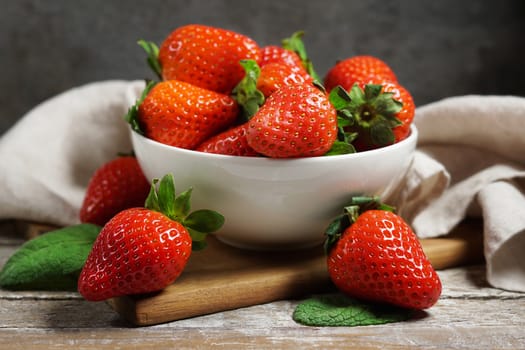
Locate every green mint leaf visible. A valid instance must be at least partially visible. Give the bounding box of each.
[293,293,413,327]
[0,224,101,291]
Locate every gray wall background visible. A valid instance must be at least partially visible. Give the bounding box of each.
[1,0,524,136]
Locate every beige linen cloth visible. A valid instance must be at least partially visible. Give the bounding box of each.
[0,80,524,293]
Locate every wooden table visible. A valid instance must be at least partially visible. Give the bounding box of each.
[1,220,524,349]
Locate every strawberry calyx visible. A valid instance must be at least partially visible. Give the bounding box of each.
[333,84,403,150]
[137,40,162,80]
[324,196,395,253]
[145,173,225,250]
[282,31,321,83]
[325,85,358,155]
[231,59,265,122]
[124,80,157,135]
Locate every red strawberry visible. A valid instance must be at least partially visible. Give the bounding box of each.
[196,124,260,157]
[128,80,239,150]
[324,55,397,92]
[78,174,224,301]
[246,83,337,158]
[155,24,261,94]
[259,45,306,70]
[325,197,442,310]
[79,156,150,226]
[257,62,313,98]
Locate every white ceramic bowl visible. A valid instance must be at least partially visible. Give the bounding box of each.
[131,125,417,250]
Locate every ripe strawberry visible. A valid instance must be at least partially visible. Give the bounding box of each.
[79,156,150,226]
[324,55,397,92]
[259,45,307,71]
[246,83,337,158]
[196,124,260,157]
[325,197,442,310]
[257,62,313,98]
[78,174,224,301]
[127,80,239,150]
[150,24,261,94]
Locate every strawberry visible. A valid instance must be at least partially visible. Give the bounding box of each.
[259,45,307,71]
[257,62,313,98]
[126,80,239,150]
[329,82,414,152]
[324,55,397,92]
[79,156,150,226]
[245,83,337,158]
[141,24,261,94]
[78,174,224,301]
[196,124,260,157]
[325,197,442,310]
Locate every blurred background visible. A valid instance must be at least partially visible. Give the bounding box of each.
[1,0,524,136]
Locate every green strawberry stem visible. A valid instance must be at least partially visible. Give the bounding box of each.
[324,196,395,253]
[325,84,404,154]
[124,80,157,134]
[137,40,163,80]
[336,84,403,148]
[231,59,265,121]
[282,31,321,83]
[325,86,358,155]
[145,174,225,250]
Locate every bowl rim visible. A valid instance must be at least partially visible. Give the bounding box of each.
[131,124,418,164]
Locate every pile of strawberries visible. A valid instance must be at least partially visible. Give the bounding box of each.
[77,24,441,312]
[126,24,415,158]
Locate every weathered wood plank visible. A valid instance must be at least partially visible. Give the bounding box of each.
[1,222,524,349]
[0,301,523,350]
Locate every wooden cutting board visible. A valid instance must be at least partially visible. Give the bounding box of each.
[105,219,484,326]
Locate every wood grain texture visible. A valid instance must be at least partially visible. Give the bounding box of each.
[4,219,522,350]
[0,264,523,350]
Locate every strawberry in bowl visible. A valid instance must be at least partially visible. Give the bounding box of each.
[125,25,417,250]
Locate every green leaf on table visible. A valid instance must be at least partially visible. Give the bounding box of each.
[0,224,101,291]
[293,293,414,327]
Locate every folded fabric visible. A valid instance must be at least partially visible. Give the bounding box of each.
[0,80,145,226]
[391,95,525,292]
[0,81,523,292]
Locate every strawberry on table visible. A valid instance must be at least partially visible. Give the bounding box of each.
[127,80,239,150]
[323,55,398,92]
[79,156,150,227]
[78,174,224,301]
[245,82,338,158]
[325,197,442,310]
[141,24,261,94]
